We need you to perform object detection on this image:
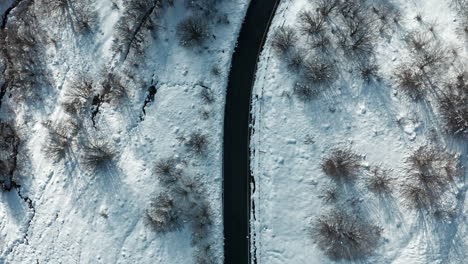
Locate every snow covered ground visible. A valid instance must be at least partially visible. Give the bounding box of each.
[0,0,249,263]
[251,0,468,263]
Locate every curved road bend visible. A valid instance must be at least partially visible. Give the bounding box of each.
[223,0,280,263]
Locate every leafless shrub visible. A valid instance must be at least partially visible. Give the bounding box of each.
[311,35,331,52]
[200,87,215,104]
[81,139,115,170]
[407,146,461,188]
[42,133,70,163]
[439,88,468,137]
[406,32,430,52]
[48,0,68,10]
[271,26,297,55]
[402,184,433,209]
[145,192,182,233]
[101,73,127,104]
[177,15,210,47]
[359,63,380,83]
[186,132,209,154]
[321,147,361,180]
[338,18,376,57]
[191,202,213,241]
[211,65,221,76]
[394,65,425,100]
[287,49,304,71]
[75,7,99,35]
[367,168,392,194]
[311,210,382,260]
[155,157,180,185]
[63,75,93,114]
[371,2,400,28]
[415,13,423,23]
[298,10,325,36]
[317,0,339,17]
[194,243,217,264]
[173,176,199,205]
[293,83,317,101]
[413,45,449,71]
[319,186,339,203]
[303,58,336,85]
[42,0,98,35]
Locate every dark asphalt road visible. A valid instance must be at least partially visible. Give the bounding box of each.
[223,0,280,263]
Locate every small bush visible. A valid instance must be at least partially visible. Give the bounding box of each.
[359,63,380,83]
[319,186,338,203]
[402,184,433,209]
[293,83,317,101]
[394,66,425,100]
[42,134,70,163]
[200,87,215,104]
[177,16,209,47]
[194,243,216,264]
[367,168,392,194]
[155,157,180,185]
[271,26,297,55]
[303,58,336,85]
[173,177,199,205]
[321,147,361,179]
[439,88,468,137]
[81,140,115,170]
[413,45,448,71]
[415,13,423,23]
[311,35,331,52]
[298,11,325,36]
[186,132,209,154]
[191,202,213,241]
[101,72,127,104]
[317,0,339,17]
[311,210,382,260]
[287,50,304,71]
[407,146,461,188]
[64,75,93,114]
[145,192,182,233]
[406,32,430,52]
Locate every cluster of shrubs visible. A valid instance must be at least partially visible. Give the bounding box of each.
[402,146,461,211]
[271,0,400,101]
[42,70,129,171]
[393,29,468,137]
[314,146,383,260]
[42,0,98,36]
[314,143,463,259]
[146,156,217,263]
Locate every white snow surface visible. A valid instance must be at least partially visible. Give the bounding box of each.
[251,0,468,263]
[0,0,249,263]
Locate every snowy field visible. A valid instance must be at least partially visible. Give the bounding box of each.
[0,0,248,263]
[251,0,468,263]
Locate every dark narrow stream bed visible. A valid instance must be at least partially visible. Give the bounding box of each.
[223,0,280,263]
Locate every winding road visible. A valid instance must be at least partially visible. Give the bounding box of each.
[223,0,280,263]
